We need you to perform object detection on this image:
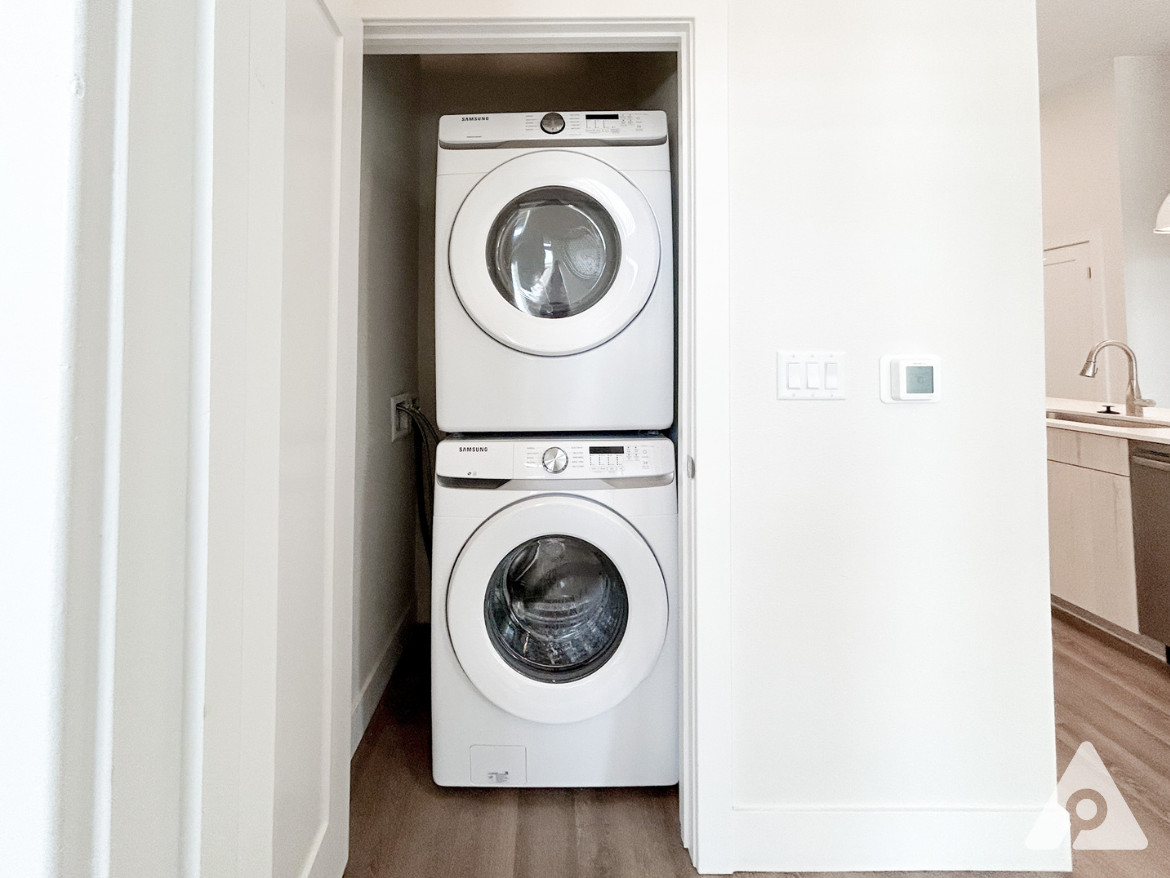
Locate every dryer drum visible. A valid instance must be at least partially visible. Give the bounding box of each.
[486,186,622,319]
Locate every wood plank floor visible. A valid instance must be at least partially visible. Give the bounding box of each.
[345,614,1170,878]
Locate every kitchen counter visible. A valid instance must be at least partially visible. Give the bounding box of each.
[1046,397,1170,447]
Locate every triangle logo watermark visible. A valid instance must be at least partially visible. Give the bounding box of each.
[1027,741,1147,851]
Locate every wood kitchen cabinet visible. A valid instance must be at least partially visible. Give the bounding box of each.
[1046,427,1139,631]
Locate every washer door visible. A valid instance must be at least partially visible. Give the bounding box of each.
[446,494,668,724]
[448,151,661,357]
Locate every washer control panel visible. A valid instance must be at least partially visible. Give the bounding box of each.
[522,441,662,477]
[438,436,674,480]
[438,110,668,148]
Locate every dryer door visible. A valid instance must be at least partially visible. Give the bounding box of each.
[448,150,661,357]
[446,494,668,724]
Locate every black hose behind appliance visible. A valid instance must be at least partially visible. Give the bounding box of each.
[395,399,441,563]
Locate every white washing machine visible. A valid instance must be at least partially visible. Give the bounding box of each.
[431,435,678,787]
[435,110,674,432]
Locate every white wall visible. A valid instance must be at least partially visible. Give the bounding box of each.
[353,55,423,752]
[0,5,77,875]
[1114,56,1170,403]
[727,0,1064,870]
[1040,62,1128,402]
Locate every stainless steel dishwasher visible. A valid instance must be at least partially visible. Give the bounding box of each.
[1130,442,1170,654]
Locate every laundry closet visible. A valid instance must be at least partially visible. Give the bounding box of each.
[350,50,682,771]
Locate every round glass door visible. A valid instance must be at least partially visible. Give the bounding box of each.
[484,534,628,683]
[445,494,668,724]
[487,187,621,320]
[447,150,661,357]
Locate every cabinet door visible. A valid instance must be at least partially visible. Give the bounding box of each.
[1047,460,1139,631]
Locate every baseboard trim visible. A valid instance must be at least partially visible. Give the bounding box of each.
[1051,596,1166,663]
[731,806,1071,872]
[350,608,412,755]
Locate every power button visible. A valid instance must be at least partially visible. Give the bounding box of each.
[540,112,565,135]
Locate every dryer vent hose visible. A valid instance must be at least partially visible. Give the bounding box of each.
[396,400,441,563]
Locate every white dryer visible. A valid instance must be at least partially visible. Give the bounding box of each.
[431,435,678,787]
[435,110,674,432]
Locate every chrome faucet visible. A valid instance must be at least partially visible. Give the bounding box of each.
[1079,339,1156,417]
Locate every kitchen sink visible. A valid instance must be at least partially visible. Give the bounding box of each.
[1046,410,1170,429]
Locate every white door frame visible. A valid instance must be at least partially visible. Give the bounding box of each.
[359,15,733,872]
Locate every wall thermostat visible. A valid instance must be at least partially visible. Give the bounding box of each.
[880,355,940,403]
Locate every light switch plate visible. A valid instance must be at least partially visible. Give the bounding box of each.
[777,351,846,400]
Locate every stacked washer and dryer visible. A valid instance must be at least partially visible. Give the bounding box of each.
[431,110,679,787]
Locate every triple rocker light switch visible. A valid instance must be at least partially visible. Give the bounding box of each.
[777,351,846,400]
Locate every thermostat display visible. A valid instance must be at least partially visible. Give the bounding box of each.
[880,355,940,403]
[903,365,934,395]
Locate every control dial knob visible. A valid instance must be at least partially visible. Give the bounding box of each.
[540,112,565,134]
[541,446,568,474]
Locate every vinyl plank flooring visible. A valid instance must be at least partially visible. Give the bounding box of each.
[1052,620,1170,730]
[347,617,1170,878]
[512,789,578,878]
[570,786,701,878]
[1049,611,1170,878]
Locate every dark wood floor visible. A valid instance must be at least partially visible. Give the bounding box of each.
[345,614,1170,878]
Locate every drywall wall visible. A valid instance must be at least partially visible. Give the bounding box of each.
[1039,63,1129,402]
[0,5,76,875]
[727,0,1064,870]
[1114,56,1170,404]
[353,55,422,751]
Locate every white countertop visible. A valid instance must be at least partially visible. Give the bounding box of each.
[1046,397,1170,446]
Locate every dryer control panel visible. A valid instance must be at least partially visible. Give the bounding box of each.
[438,436,674,481]
[438,110,668,148]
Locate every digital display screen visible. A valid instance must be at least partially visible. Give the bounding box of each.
[589,445,625,454]
[585,113,620,120]
[906,365,934,394]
